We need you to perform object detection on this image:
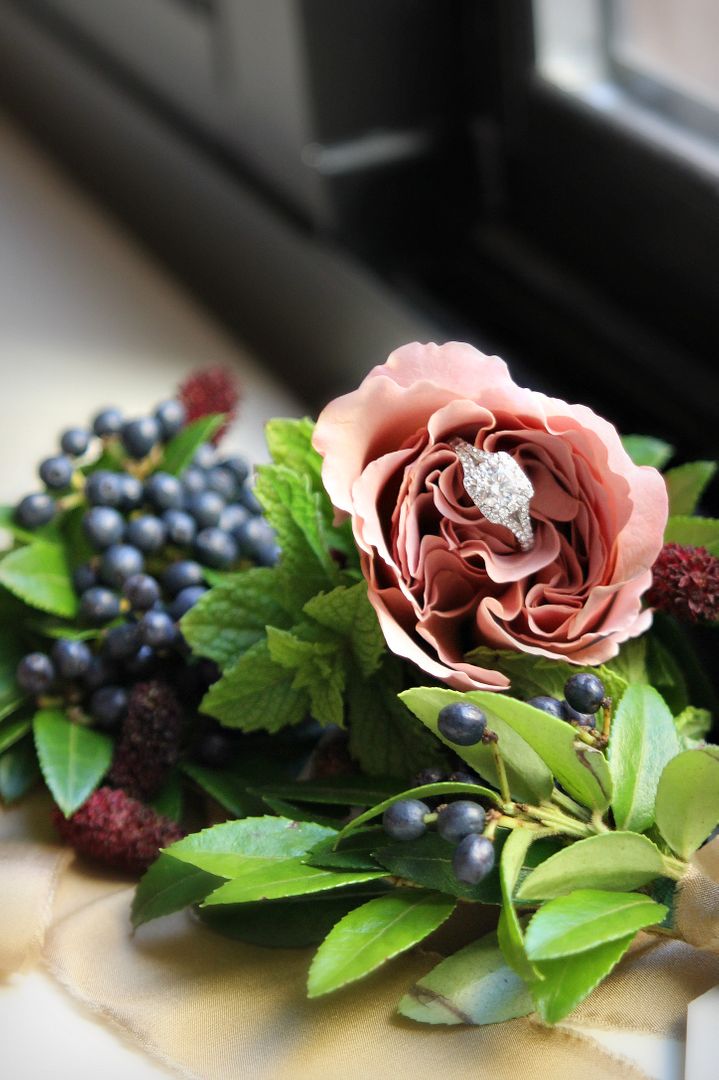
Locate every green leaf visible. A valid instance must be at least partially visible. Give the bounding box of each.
[645,635,689,716]
[516,832,667,901]
[264,417,322,484]
[32,709,114,816]
[199,639,308,732]
[462,647,627,706]
[202,859,386,906]
[0,624,25,723]
[664,461,717,516]
[307,889,455,997]
[182,762,264,817]
[674,706,713,743]
[303,584,385,678]
[160,415,224,475]
[621,435,674,470]
[399,687,553,803]
[0,542,77,617]
[164,815,336,878]
[654,747,719,857]
[497,827,543,983]
[608,685,680,832]
[180,568,292,669]
[531,933,635,1024]
[525,890,666,960]
[131,853,224,928]
[305,829,385,872]
[663,515,719,555]
[250,775,401,806]
[374,831,502,903]
[398,930,534,1025]
[258,796,344,829]
[266,626,345,728]
[149,770,183,823]
[0,738,39,803]
[0,715,31,753]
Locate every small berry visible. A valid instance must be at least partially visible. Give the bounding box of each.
[126,515,166,553]
[104,623,141,660]
[219,503,250,535]
[526,695,565,719]
[39,454,73,490]
[100,544,144,588]
[221,456,249,485]
[169,585,207,621]
[437,800,486,843]
[235,517,279,565]
[448,769,481,785]
[205,466,237,501]
[121,416,161,459]
[85,470,124,507]
[139,610,177,648]
[123,644,156,677]
[15,493,56,528]
[162,559,204,596]
[16,652,55,694]
[194,527,238,569]
[437,702,487,746]
[109,680,183,798]
[186,490,225,528]
[163,509,196,546]
[83,654,118,690]
[119,474,144,512]
[123,573,161,611]
[647,543,719,623]
[92,407,123,437]
[145,471,184,512]
[72,563,97,594]
[60,428,91,457]
[382,799,429,841]
[192,443,217,470]
[90,685,128,729]
[154,399,186,440]
[564,673,606,715]
[83,506,125,549]
[80,587,121,624]
[452,834,495,885]
[181,466,207,495]
[178,366,240,442]
[563,702,596,728]
[238,479,263,515]
[51,639,93,679]
[413,767,445,786]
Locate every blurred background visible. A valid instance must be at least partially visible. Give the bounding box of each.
[0,0,717,462]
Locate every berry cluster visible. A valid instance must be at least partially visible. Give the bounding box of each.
[527,672,608,729]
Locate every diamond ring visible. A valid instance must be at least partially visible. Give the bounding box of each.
[450,438,535,552]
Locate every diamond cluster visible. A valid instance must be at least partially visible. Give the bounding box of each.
[451,439,535,552]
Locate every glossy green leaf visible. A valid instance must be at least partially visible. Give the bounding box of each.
[164,815,336,878]
[307,889,455,997]
[531,933,635,1024]
[664,461,717,516]
[202,859,386,906]
[258,796,344,829]
[399,930,534,1025]
[160,414,224,475]
[399,687,552,802]
[0,625,25,722]
[305,829,385,871]
[199,639,308,732]
[0,541,77,617]
[0,738,39,803]
[251,775,402,806]
[497,827,543,983]
[655,747,719,857]
[517,832,666,901]
[182,762,264,818]
[663,516,719,555]
[131,853,224,928]
[149,770,183,823]
[0,715,31,754]
[33,709,112,816]
[525,890,666,960]
[608,685,679,832]
[621,435,674,469]
[373,831,502,903]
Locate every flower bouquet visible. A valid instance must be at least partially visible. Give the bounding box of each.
[1,343,717,1029]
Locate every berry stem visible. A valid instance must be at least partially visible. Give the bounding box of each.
[489,740,512,804]
[601,697,613,741]
[550,788,591,821]
[661,854,688,881]
[422,812,438,825]
[522,804,593,838]
[590,810,610,833]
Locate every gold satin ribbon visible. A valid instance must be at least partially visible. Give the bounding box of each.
[2,796,718,1080]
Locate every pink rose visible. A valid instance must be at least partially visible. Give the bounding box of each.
[313,342,668,690]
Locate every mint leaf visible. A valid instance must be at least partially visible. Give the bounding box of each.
[202,859,386,906]
[374,831,502,903]
[304,583,385,678]
[663,515,719,555]
[181,568,292,669]
[525,890,666,960]
[463,647,627,705]
[674,706,712,743]
[131,853,223,928]
[33,708,112,816]
[516,832,666,901]
[497,827,543,983]
[0,715,32,754]
[664,461,717,516]
[348,671,447,778]
[532,933,635,1024]
[160,415,224,475]
[199,639,309,732]
[399,930,533,1025]
[0,541,77,617]
[307,889,455,997]
[621,435,674,469]
[655,746,719,857]
[608,685,680,833]
[165,815,336,877]
[0,738,39,803]
[264,417,322,484]
[266,625,345,727]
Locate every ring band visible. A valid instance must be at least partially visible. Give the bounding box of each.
[451,438,535,552]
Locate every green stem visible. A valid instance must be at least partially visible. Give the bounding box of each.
[551,789,591,821]
[523,804,592,838]
[490,741,512,805]
[591,810,610,833]
[662,854,688,881]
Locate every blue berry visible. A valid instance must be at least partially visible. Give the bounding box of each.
[169,585,207,620]
[51,639,92,679]
[154,399,186,440]
[219,503,250,536]
[563,702,596,728]
[235,517,278,565]
[139,609,177,648]
[100,544,144,588]
[163,509,196,546]
[15,493,56,528]
[92,407,123,437]
[39,454,73,490]
[526,695,565,719]
[123,644,156,676]
[16,652,55,694]
[564,673,606,715]
[60,428,90,457]
[181,466,207,495]
[83,506,125,550]
[80,587,121,624]
[122,573,160,611]
[452,834,495,885]
[437,801,487,843]
[85,470,123,507]
[193,443,216,470]
[121,416,160,459]
[104,622,141,660]
[221,456,249,485]
[119,474,144,512]
[83,654,117,690]
[126,515,166,553]
[437,702,487,746]
[205,466,237,501]
[448,769,481,785]
[186,490,225,528]
[238,479,263,515]
[162,559,204,596]
[145,471,184,511]
[382,799,429,841]
[194,527,238,569]
[90,685,128,730]
[72,563,97,594]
